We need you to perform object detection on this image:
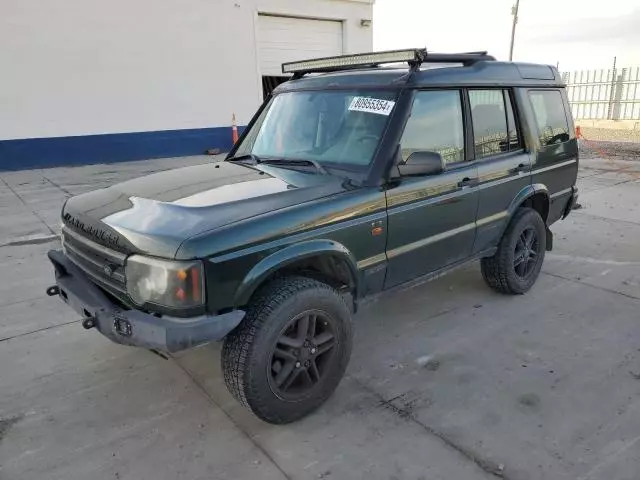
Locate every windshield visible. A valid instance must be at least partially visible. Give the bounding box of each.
[234,90,398,169]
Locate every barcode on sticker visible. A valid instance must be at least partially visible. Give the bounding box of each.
[348,97,395,116]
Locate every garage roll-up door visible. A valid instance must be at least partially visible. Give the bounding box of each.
[257,15,343,76]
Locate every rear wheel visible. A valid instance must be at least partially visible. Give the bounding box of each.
[481,207,546,294]
[222,276,352,424]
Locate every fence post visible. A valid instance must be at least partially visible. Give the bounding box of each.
[607,56,617,120]
[612,68,628,120]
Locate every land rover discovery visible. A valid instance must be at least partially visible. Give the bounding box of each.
[47,49,579,423]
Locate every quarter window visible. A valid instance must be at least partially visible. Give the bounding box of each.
[400,90,465,165]
[528,90,571,146]
[469,90,522,159]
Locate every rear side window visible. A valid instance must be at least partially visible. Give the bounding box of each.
[528,90,570,146]
[469,90,522,159]
[400,90,465,165]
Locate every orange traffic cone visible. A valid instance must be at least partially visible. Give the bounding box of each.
[232,114,239,144]
[575,125,582,138]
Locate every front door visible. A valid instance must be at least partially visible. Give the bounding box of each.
[384,90,479,288]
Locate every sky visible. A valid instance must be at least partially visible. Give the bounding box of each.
[373,0,640,72]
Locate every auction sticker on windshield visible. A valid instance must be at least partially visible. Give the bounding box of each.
[348,97,395,116]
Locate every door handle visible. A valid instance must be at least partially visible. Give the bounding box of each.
[457,177,478,189]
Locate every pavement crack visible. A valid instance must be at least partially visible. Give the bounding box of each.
[0,233,59,248]
[543,271,640,301]
[0,296,47,309]
[174,361,293,480]
[41,174,74,197]
[581,177,639,194]
[577,434,640,480]
[573,211,640,228]
[0,320,79,343]
[0,176,56,236]
[546,253,640,267]
[351,377,508,479]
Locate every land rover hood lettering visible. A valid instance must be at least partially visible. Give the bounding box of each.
[63,213,121,247]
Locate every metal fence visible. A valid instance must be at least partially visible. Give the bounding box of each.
[561,64,640,120]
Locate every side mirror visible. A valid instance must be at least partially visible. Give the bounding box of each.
[397,151,444,177]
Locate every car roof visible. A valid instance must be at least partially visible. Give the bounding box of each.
[274,61,563,93]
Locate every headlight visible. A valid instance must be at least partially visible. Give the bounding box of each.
[125,255,204,310]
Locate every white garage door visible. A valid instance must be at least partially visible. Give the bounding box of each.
[257,15,343,76]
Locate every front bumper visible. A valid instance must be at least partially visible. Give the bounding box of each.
[47,250,245,353]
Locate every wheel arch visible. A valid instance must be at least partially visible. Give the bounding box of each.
[508,184,550,223]
[502,184,551,250]
[233,239,359,308]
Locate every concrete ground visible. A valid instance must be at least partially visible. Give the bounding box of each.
[1,153,639,480]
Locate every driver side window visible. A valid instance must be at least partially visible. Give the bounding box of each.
[400,90,465,165]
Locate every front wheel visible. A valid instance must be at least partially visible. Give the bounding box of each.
[481,207,546,294]
[222,276,353,424]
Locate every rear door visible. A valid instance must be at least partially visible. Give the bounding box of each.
[384,90,479,288]
[526,89,579,223]
[470,89,532,253]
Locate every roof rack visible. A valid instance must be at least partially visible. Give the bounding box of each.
[282,49,495,77]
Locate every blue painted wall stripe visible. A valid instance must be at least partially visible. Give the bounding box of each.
[0,126,246,171]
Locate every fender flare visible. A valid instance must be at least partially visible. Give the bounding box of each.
[508,183,549,217]
[233,239,359,307]
[498,183,550,239]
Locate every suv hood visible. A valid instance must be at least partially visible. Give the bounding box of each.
[62,161,349,258]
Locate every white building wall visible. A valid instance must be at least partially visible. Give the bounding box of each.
[0,0,373,141]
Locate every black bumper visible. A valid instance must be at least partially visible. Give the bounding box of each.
[47,250,245,353]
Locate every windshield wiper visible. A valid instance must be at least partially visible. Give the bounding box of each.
[261,158,328,175]
[226,153,261,164]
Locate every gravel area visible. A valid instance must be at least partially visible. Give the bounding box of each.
[580,126,640,143]
[579,140,640,161]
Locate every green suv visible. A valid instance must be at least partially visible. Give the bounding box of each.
[47,49,579,424]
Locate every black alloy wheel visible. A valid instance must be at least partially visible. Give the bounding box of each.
[513,227,539,278]
[269,310,337,398]
[222,276,353,424]
[481,207,547,294]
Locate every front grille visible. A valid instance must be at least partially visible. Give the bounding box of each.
[62,226,128,298]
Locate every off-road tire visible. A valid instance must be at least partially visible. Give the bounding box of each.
[222,276,353,424]
[481,207,546,294]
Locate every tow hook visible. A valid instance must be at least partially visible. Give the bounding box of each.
[46,285,60,296]
[82,317,97,330]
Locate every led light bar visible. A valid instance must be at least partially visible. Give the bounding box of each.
[282,49,427,75]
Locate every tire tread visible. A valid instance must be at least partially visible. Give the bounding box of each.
[481,207,545,295]
[222,276,350,423]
